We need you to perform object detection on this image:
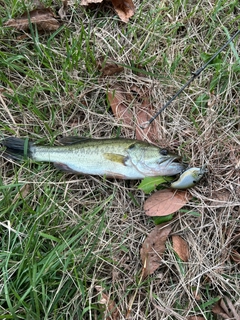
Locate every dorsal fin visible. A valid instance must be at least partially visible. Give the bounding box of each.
[59,136,89,145]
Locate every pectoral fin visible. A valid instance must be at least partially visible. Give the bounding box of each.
[104,153,128,165]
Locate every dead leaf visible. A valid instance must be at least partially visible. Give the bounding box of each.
[13,184,31,203]
[172,235,189,262]
[81,0,135,22]
[230,249,240,263]
[107,86,133,130]
[144,189,191,217]
[192,289,202,301]
[187,317,205,320]
[224,225,240,264]
[96,58,124,76]
[212,297,240,320]
[129,85,158,142]
[210,189,231,206]
[4,8,60,32]
[108,85,158,142]
[111,0,135,23]
[101,64,124,76]
[58,0,68,20]
[140,223,172,278]
[95,286,120,320]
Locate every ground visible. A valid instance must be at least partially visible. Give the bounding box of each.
[0,0,239,319]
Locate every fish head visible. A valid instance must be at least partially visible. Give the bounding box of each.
[128,143,186,176]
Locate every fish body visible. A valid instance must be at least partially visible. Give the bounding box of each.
[1,137,185,179]
[171,166,207,189]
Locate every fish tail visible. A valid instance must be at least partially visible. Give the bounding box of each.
[1,137,33,161]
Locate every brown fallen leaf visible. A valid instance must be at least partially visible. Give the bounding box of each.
[13,184,31,203]
[108,84,158,142]
[81,0,135,22]
[210,189,231,206]
[224,225,240,264]
[101,64,124,76]
[130,85,158,142]
[4,8,60,32]
[212,297,240,320]
[230,249,240,263]
[96,58,124,77]
[95,286,120,320]
[107,86,133,130]
[172,235,189,262]
[140,223,172,278]
[187,317,205,320]
[111,0,135,23]
[144,189,191,217]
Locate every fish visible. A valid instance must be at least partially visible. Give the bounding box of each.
[170,166,207,189]
[1,137,186,179]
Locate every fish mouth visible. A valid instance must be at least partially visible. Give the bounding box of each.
[161,156,187,173]
[159,155,181,165]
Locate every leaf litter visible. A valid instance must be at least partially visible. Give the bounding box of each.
[140,223,172,278]
[81,0,135,22]
[212,297,240,320]
[144,189,191,217]
[96,57,124,77]
[172,235,189,262]
[108,84,159,142]
[95,285,120,320]
[107,85,133,130]
[4,8,60,32]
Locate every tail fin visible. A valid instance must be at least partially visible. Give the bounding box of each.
[1,137,33,161]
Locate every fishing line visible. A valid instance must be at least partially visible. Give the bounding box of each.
[140,29,240,129]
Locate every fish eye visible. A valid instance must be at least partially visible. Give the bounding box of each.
[160,149,168,156]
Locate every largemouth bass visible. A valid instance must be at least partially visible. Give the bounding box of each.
[1,137,186,179]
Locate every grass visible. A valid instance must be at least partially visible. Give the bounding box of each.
[0,0,239,319]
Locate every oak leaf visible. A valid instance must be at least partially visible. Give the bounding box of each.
[144,189,191,217]
[140,224,172,278]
